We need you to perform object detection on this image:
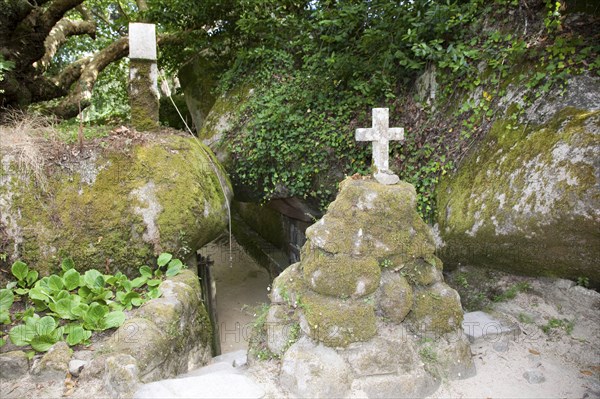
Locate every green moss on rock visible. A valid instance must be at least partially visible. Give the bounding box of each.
[302,291,377,347]
[306,178,435,260]
[130,60,159,131]
[2,135,230,277]
[377,272,413,323]
[409,283,463,334]
[437,108,600,285]
[302,248,380,298]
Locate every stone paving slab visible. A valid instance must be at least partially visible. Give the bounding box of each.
[133,373,265,399]
[177,362,239,379]
[462,311,520,343]
[211,350,248,368]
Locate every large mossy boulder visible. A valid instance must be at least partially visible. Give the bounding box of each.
[0,132,231,277]
[437,98,600,286]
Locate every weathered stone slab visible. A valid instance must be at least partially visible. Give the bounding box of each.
[211,349,248,368]
[31,341,72,381]
[280,337,351,399]
[462,311,519,343]
[177,362,239,379]
[0,350,29,379]
[133,373,265,399]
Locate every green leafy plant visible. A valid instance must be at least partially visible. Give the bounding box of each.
[541,318,574,335]
[10,260,39,295]
[576,277,589,288]
[0,288,14,325]
[4,253,185,353]
[492,281,531,302]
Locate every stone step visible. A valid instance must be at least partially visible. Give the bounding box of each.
[177,362,239,379]
[133,373,265,399]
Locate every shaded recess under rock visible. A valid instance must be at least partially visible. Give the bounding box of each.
[254,177,475,398]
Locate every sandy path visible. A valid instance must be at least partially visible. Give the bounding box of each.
[199,239,270,354]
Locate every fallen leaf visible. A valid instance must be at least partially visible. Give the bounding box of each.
[580,370,593,376]
[528,349,540,355]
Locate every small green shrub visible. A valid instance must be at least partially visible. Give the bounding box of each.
[541,318,574,335]
[493,281,531,302]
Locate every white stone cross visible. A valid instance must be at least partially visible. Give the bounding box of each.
[356,108,404,185]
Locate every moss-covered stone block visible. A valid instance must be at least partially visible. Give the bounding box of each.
[409,283,463,335]
[302,248,380,298]
[302,292,377,347]
[403,258,443,287]
[270,262,307,307]
[377,271,413,323]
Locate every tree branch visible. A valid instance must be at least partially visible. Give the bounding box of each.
[36,18,97,72]
[48,37,129,118]
[51,55,92,90]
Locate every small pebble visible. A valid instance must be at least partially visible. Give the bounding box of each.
[69,359,88,377]
[523,369,546,384]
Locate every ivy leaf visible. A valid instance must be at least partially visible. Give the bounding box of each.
[147,288,161,299]
[0,289,14,312]
[0,337,5,347]
[131,276,147,289]
[36,316,57,336]
[25,270,39,287]
[139,266,153,278]
[66,326,91,346]
[11,261,28,281]
[157,253,173,267]
[83,270,104,289]
[47,276,64,292]
[61,258,75,272]
[146,279,161,287]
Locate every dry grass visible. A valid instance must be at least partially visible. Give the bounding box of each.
[0,110,58,191]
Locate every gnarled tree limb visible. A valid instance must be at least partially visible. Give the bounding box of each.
[37,18,96,72]
[48,36,129,118]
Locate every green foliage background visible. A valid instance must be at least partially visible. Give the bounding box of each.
[208,0,598,219]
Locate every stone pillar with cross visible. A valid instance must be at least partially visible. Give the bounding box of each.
[356,108,404,185]
[129,23,159,131]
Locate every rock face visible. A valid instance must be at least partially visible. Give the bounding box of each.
[0,133,231,277]
[78,270,212,397]
[258,177,475,398]
[437,79,600,286]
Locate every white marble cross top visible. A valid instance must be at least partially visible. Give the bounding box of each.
[356,108,404,185]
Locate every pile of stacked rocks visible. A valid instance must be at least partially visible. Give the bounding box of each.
[257,177,475,398]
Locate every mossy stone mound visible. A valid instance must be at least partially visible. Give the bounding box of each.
[306,179,435,260]
[259,177,473,397]
[0,134,231,277]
